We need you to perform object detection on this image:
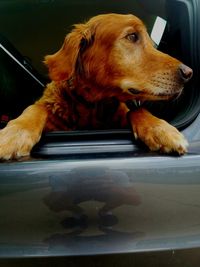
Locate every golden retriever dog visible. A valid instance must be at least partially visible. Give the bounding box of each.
[0,13,193,160]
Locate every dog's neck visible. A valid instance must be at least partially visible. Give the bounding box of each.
[62,78,95,108]
[65,76,110,104]
[51,77,121,130]
[64,76,137,105]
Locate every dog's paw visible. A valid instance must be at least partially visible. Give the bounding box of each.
[0,122,40,160]
[133,119,188,155]
[130,109,188,155]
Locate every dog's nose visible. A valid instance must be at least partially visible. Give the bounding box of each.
[179,64,193,82]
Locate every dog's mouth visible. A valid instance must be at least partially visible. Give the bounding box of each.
[126,87,183,108]
[128,87,183,100]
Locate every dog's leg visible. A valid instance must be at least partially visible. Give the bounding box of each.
[0,104,48,160]
[129,108,188,155]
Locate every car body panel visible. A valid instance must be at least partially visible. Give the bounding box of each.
[1,150,200,257]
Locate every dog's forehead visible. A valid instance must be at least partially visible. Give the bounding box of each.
[90,14,145,37]
[115,14,144,27]
[118,15,146,34]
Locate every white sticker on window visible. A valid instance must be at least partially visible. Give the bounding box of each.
[150,16,167,46]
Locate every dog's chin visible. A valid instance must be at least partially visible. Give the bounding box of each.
[126,87,183,102]
[125,91,183,110]
[117,81,184,104]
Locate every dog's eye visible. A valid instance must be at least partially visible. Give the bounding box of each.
[126,33,138,43]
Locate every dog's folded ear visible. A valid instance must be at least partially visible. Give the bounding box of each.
[44,23,94,82]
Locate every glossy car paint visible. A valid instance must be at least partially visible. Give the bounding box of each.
[0,134,200,257]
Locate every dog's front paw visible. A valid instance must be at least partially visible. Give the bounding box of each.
[135,120,188,155]
[130,108,188,155]
[0,122,40,160]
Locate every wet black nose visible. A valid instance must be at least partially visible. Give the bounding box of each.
[179,64,193,82]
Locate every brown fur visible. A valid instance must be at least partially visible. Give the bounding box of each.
[0,13,193,159]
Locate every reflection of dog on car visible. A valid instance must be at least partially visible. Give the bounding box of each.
[0,13,193,159]
[43,167,141,223]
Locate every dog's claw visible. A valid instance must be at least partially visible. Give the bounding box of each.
[133,131,138,140]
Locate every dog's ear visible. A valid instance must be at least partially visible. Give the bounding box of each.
[44,24,94,81]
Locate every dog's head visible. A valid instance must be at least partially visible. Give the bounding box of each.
[45,13,193,102]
